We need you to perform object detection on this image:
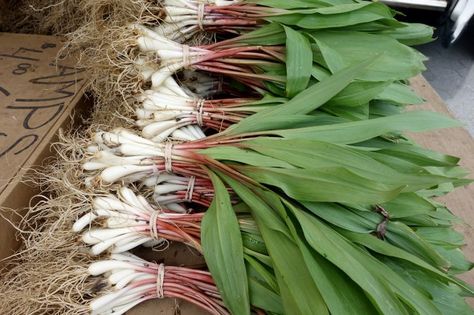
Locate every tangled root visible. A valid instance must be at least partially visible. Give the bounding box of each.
[58,0,165,119]
[1,0,161,34]
[0,132,118,315]
[0,254,91,315]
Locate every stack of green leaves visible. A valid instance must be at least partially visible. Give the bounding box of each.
[46,1,474,314]
[207,21,428,121]
[194,63,474,314]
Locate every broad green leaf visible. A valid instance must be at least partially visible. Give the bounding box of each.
[242,138,454,191]
[248,278,284,314]
[341,230,473,293]
[293,3,395,29]
[227,115,336,135]
[303,202,377,233]
[226,59,374,135]
[221,175,329,315]
[383,259,474,315]
[270,111,460,143]
[310,31,426,81]
[327,81,390,107]
[236,165,403,204]
[416,227,465,249]
[376,82,424,105]
[284,26,313,97]
[246,255,278,292]
[386,221,450,268]
[238,23,286,46]
[280,202,379,315]
[293,209,442,315]
[379,23,434,46]
[246,256,283,314]
[201,172,250,315]
[200,146,294,169]
[370,100,403,118]
[295,231,378,314]
[435,246,474,274]
[382,193,436,218]
[364,141,460,167]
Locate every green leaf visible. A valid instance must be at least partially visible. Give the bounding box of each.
[271,111,461,143]
[248,277,284,314]
[246,256,283,314]
[293,3,395,29]
[379,23,434,46]
[282,202,378,314]
[376,82,424,105]
[383,259,474,314]
[238,23,286,46]
[340,229,473,294]
[295,239,378,315]
[416,227,465,249]
[201,172,250,315]
[386,221,450,268]
[221,175,329,315]
[435,246,474,274]
[292,209,442,315]
[382,193,436,218]
[242,138,454,191]
[370,100,403,118]
[327,81,390,107]
[310,31,426,81]
[303,202,376,233]
[226,59,374,135]
[365,141,460,167]
[236,165,403,204]
[284,26,313,97]
[200,146,294,169]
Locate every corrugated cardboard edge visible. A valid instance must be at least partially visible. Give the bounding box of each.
[409,75,474,306]
[0,77,89,262]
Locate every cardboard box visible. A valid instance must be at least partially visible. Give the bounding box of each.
[0,32,206,314]
[0,33,87,260]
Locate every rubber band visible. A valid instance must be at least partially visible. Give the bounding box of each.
[156,263,165,299]
[164,142,173,174]
[197,3,205,31]
[374,205,390,239]
[185,176,196,202]
[195,98,205,127]
[149,211,160,240]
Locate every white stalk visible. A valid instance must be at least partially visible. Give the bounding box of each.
[91,234,141,256]
[167,203,188,213]
[172,128,201,141]
[88,260,137,276]
[108,269,135,285]
[73,212,98,232]
[100,165,155,184]
[111,236,152,254]
[106,217,145,228]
